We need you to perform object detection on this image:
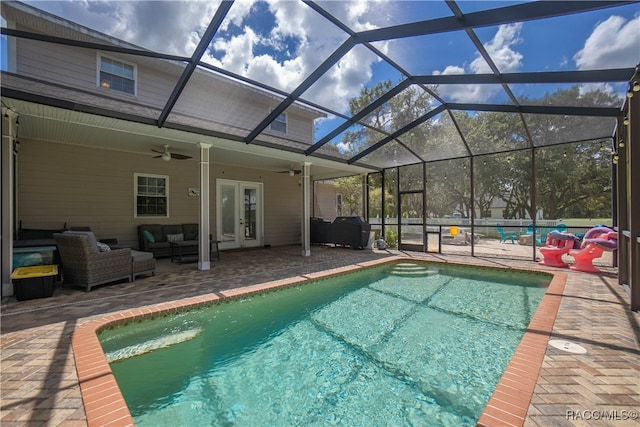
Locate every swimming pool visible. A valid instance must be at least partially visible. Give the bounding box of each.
[99,261,550,426]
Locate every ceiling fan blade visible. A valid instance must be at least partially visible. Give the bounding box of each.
[151,149,164,154]
[170,153,192,160]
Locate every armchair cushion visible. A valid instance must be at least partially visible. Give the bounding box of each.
[182,223,199,241]
[142,224,165,244]
[162,224,184,237]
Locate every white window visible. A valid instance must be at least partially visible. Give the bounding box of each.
[98,54,136,95]
[270,112,287,133]
[135,173,168,218]
[336,193,343,217]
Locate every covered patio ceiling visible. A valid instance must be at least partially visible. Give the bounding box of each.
[2,0,639,172]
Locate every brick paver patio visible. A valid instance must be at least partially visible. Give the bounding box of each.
[1,245,638,426]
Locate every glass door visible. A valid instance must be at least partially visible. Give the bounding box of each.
[217,180,263,250]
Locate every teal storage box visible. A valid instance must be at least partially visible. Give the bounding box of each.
[11,265,57,301]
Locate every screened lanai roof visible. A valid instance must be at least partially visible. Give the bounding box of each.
[2,0,639,171]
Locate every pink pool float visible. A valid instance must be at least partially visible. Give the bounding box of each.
[569,227,617,273]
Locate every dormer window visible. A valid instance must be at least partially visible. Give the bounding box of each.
[270,112,287,133]
[98,54,136,95]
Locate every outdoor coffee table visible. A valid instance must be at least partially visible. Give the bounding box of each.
[170,240,220,264]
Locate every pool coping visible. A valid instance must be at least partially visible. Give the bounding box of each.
[71,256,566,426]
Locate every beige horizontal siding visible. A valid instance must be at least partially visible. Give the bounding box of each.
[14,30,319,143]
[17,140,304,249]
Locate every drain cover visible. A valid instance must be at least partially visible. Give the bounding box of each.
[548,339,587,354]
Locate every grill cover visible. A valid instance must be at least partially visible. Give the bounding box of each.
[328,216,371,249]
[310,217,331,244]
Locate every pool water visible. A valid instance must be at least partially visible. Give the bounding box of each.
[99,262,549,426]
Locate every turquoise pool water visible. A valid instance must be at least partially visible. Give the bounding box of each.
[99,262,549,426]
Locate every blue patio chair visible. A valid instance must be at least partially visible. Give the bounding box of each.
[555,223,568,232]
[496,223,518,244]
[536,223,568,246]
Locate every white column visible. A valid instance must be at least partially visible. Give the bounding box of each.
[1,109,17,297]
[198,143,212,271]
[301,162,311,256]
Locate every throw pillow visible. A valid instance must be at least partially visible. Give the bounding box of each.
[142,230,155,243]
[166,233,184,242]
[96,242,111,252]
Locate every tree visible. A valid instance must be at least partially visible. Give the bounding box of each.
[338,80,617,222]
[333,176,363,216]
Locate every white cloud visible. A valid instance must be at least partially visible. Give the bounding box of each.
[202,0,389,111]
[433,23,523,103]
[23,0,389,114]
[574,14,640,69]
[472,23,523,73]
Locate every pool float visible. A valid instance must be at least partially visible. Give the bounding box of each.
[569,227,617,273]
[539,231,580,268]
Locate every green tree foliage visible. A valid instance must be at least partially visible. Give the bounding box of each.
[343,80,617,220]
[333,176,363,216]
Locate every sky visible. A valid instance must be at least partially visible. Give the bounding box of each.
[7,0,640,139]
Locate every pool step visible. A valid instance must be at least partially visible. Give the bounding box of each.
[390,262,439,277]
[105,327,203,362]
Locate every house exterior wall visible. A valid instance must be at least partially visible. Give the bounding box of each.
[14,33,317,143]
[313,181,338,221]
[16,139,303,249]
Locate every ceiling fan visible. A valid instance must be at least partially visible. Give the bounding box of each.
[277,167,302,176]
[152,144,192,161]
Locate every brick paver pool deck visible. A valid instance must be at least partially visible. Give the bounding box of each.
[1,246,638,426]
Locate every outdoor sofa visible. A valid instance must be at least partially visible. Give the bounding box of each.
[137,224,200,258]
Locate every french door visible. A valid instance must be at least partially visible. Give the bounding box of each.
[217,179,263,250]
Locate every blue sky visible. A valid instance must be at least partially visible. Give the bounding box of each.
[7,1,640,139]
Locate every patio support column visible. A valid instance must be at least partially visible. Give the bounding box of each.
[627,85,640,311]
[469,157,475,257]
[361,174,368,220]
[301,162,311,257]
[198,142,212,271]
[1,109,17,297]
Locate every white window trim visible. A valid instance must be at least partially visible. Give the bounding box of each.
[269,111,287,133]
[97,52,137,96]
[134,173,169,218]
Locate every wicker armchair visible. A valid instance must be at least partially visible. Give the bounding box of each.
[53,232,132,292]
